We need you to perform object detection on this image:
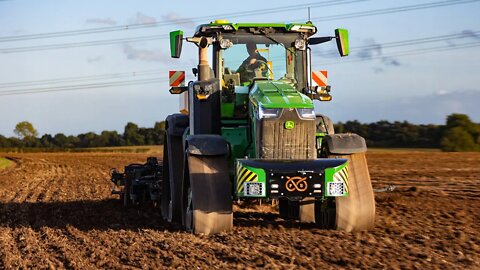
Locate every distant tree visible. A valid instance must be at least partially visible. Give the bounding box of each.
[78,132,99,148]
[0,135,11,147]
[124,122,144,146]
[14,121,38,140]
[441,114,480,152]
[98,130,123,147]
[441,127,478,152]
[13,121,39,147]
[53,133,68,148]
[40,134,54,148]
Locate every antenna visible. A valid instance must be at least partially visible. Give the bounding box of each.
[308,7,311,22]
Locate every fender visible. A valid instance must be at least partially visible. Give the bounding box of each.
[324,133,367,154]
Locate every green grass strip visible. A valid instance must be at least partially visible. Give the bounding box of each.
[0,158,13,170]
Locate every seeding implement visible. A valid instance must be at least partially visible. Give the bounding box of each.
[111,20,375,234]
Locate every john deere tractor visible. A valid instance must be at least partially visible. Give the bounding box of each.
[111,20,375,235]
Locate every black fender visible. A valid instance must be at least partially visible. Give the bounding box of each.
[324,133,367,155]
[185,134,231,213]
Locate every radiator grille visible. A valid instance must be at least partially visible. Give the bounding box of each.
[257,109,316,159]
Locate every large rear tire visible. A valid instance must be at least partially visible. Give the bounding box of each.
[184,154,233,235]
[161,114,188,223]
[317,152,375,232]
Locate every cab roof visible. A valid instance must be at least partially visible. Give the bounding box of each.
[194,20,318,37]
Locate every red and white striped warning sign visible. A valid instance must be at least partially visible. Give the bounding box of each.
[169,71,185,87]
[312,70,328,87]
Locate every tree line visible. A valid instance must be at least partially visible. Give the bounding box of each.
[1,113,479,151]
[335,113,480,151]
[0,122,165,149]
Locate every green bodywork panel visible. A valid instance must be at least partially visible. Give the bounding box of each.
[221,102,235,117]
[249,81,313,109]
[235,161,267,197]
[324,162,349,197]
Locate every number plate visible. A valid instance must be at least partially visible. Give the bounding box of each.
[244,182,264,196]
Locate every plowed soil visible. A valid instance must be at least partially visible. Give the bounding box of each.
[0,151,478,269]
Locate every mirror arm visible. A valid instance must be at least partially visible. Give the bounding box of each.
[308,36,334,45]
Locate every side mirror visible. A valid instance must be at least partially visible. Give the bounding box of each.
[170,30,183,58]
[335,29,349,57]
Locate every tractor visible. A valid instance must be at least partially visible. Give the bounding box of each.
[111,20,375,235]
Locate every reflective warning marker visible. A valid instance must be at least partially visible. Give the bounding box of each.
[312,70,328,87]
[169,71,185,87]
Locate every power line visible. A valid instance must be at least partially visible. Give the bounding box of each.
[320,41,480,65]
[0,0,364,43]
[315,30,480,56]
[1,0,477,54]
[0,69,164,88]
[0,34,168,54]
[2,30,477,90]
[0,78,168,96]
[2,41,478,97]
[311,0,480,21]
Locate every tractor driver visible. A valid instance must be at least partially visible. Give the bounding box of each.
[236,42,268,84]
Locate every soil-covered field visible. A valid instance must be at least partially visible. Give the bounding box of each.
[0,151,478,269]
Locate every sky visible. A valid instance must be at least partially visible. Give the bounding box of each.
[0,0,479,137]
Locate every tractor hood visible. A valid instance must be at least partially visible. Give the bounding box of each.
[249,80,313,109]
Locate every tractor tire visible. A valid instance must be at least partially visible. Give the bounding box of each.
[183,154,232,235]
[161,114,188,223]
[317,152,375,232]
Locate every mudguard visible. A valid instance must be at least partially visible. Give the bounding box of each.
[324,133,367,154]
[186,134,229,156]
[186,135,231,213]
[166,113,189,136]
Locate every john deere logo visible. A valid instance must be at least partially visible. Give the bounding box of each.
[284,121,295,129]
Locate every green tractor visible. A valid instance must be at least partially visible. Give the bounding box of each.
[111,20,375,235]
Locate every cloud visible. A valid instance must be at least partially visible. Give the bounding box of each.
[133,12,156,25]
[122,44,170,63]
[86,18,117,26]
[357,38,382,60]
[161,12,195,27]
[354,38,402,71]
[381,57,401,66]
[87,56,103,63]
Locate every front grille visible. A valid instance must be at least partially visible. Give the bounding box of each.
[256,109,316,159]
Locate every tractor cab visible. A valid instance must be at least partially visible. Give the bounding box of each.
[170,20,349,121]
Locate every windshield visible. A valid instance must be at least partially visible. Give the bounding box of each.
[217,33,306,91]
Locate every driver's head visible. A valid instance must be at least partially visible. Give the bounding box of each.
[246,43,257,56]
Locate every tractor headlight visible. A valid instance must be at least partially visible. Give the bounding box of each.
[219,38,233,49]
[296,108,316,119]
[294,39,306,50]
[258,106,281,119]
